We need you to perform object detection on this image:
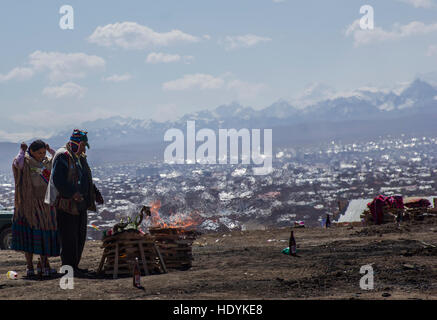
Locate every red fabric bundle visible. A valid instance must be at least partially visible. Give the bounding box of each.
[367,195,404,225]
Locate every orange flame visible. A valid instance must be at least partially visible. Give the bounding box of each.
[147,200,202,229]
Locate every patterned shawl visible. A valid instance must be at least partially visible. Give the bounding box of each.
[13,153,54,229]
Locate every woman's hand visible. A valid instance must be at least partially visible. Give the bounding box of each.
[20,142,28,152]
[46,144,55,156]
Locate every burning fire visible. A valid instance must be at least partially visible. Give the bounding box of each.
[147,200,203,229]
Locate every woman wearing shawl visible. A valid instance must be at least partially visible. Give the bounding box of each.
[12,140,60,278]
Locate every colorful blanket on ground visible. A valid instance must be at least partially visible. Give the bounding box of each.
[367,195,404,225]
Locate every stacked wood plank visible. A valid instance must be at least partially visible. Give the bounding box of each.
[403,208,436,221]
[149,227,200,270]
[97,229,167,279]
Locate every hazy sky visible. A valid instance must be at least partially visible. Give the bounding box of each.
[1,0,437,141]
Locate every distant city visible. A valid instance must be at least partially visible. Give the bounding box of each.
[1,134,437,239]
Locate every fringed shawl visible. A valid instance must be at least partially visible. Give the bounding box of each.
[13,153,55,230]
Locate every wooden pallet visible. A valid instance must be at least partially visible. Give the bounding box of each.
[149,227,199,270]
[97,229,167,279]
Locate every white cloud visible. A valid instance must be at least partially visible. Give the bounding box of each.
[396,0,434,8]
[88,22,200,50]
[221,34,272,50]
[0,67,34,82]
[345,19,437,46]
[103,73,132,82]
[0,51,105,84]
[146,52,181,64]
[146,52,195,64]
[29,51,105,82]
[162,73,225,91]
[42,82,87,99]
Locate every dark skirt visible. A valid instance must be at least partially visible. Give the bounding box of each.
[11,208,60,257]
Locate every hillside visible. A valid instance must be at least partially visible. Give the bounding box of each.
[0,219,436,299]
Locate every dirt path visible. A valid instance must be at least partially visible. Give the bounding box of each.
[0,219,436,299]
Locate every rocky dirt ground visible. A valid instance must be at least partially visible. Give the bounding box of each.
[0,218,436,300]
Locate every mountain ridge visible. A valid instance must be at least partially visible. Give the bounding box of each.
[1,78,437,151]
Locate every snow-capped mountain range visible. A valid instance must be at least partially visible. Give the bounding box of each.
[43,78,437,148]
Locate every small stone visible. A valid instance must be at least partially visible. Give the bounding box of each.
[403,264,415,270]
[382,292,391,297]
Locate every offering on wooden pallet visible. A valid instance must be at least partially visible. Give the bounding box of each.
[149,227,200,270]
[97,229,167,279]
[97,206,167,279]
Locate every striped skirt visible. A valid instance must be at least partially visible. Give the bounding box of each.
[11,206,60,257]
